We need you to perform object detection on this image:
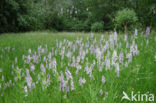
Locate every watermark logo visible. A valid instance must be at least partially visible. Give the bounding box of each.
[122,91,154,102]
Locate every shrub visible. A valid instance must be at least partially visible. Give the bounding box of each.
[91,22,104,32]
[114,9,138,32]
[17,15,44,32]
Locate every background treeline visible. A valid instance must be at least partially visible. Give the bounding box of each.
[0,0,156,33]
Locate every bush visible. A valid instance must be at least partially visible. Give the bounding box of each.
[114,9,138,31]
[91,22,104,32]
[17,15,44,32]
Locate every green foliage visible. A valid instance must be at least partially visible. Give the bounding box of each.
[0,0,155,33]
[91,22,103,32]
[114,9,138,31]
[64,18,90,31]
[18,15,42,31]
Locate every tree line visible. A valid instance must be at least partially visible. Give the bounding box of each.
[0,0,155,33]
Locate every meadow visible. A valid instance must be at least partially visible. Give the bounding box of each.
[0,31,156,103]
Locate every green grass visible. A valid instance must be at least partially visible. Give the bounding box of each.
[0,31,156,103]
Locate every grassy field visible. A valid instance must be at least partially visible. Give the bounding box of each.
[0,31,156,103]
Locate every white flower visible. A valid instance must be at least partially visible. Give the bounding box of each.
[24,86,28,96]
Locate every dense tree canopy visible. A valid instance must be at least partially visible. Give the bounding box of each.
[0,0,155,33]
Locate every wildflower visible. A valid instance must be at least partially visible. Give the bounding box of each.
[65,68,72,80]
[25,69,32,89]
[40,64,46,73]
[66,84,69,93]
[146,27,150,37]
[52,58,57,74]
[75,64,81,74]
[30,64,35,72]
[110,34,114,49]
[119,52,124,63]
[85,64,93,77]
[66,51,72,58]
[76,56,81,64]
[47,73,50,80]
[126,53,132,63]
[59,71,65,91]
[24,86,28,96]
[14,76,18,82]
[155,55,156,61]
[96,48,102,61]
[112,50,117,66]
[100,89,103,95]
[27,55,31,64]
[102,75,106,84]
[106,58,110,70]
[70,79,74,90]
[130,43,139,56]
[79,77,86,88]
[49,62,52,70]
[43,56,46,62]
